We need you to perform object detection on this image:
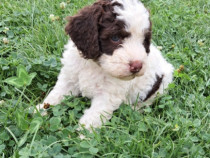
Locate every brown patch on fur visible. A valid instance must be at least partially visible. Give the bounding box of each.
[144,74,163,101]
[65,0,128,59]
[143,18,152,54]
[65,0,151,58]
[98,6,130,55]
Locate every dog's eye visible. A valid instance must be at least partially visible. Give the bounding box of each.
[111,35,120,42]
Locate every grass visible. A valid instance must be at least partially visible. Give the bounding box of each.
[0,0,209,157]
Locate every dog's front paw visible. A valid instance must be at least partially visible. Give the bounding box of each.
[79,110,110,130]
[79,113,102,130]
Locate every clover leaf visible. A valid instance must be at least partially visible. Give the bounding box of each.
[4,65,36,88]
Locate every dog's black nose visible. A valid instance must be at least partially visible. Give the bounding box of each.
[129,61,143,73]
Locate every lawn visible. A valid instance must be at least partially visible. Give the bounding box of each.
[0,0,209,157]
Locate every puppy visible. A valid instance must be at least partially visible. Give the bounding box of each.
[36,0,174,130]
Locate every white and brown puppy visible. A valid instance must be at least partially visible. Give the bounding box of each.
[37,0,174,130]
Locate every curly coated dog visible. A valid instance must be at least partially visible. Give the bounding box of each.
[36,0,174,130]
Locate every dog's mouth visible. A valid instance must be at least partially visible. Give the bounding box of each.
[116,72,144,81]
[119,65,146,81]
[99,58,147,81]
[106,64,147,81]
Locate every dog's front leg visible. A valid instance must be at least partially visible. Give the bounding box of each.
[79,95,122,130]
[36,68,79,112]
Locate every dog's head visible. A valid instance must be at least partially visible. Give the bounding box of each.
[65,0,151,80]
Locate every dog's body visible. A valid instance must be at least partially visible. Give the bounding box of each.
[37,0,174,130]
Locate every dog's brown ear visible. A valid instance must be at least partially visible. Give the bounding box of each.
[65,4,103,59]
